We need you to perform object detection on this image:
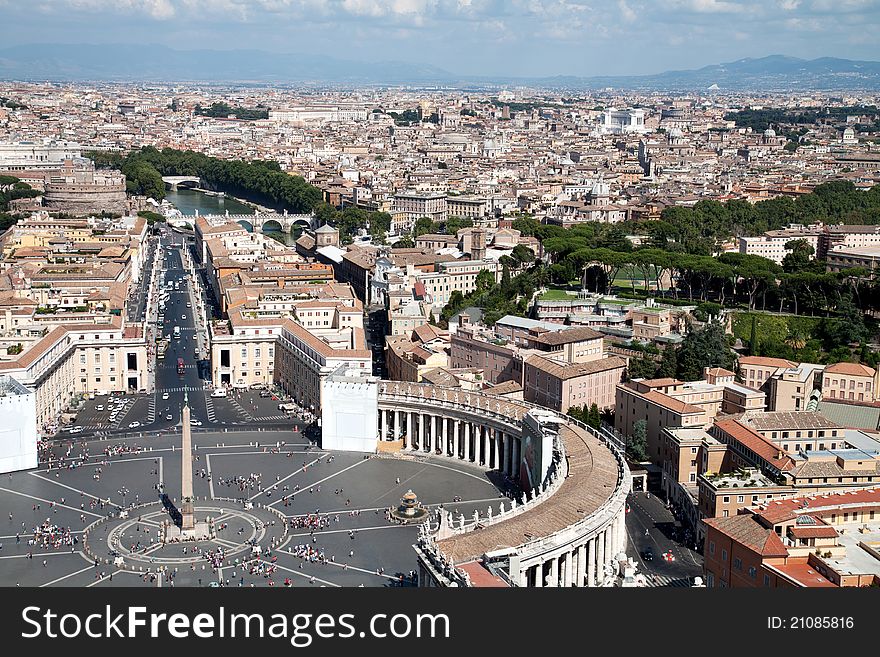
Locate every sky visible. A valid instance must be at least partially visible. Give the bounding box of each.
[3,0,880,77]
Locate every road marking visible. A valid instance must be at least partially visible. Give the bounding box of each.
[251,457,323,502]
[27,471,105,503]
[206,454,215,499]
[266,459,366,507]
[40,564,94,587]
[259,560,340,587]
[286,524,409,538]
[0,486,104,518]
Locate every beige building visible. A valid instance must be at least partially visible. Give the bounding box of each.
[822,361,878,403]
[523,354,626,413]
[0,317,148,429]
[614,379,710,463]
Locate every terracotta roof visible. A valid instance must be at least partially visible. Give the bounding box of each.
[525,354,627,381]
[639,377,682,388]
[755,488,880,524]
[703,514,789,557]
[767,561,837,587]
[739,411,840,432]
[739,356,797,368]
[788,525,838,539]
[825,362,875,377]
[713,418,795,471]
[529,325,603,345]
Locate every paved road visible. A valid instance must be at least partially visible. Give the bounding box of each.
[624,491,703,587]
[62,231,308,440]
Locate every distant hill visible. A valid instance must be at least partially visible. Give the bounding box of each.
[1,46,878,90]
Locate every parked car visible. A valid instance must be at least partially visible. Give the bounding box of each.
[162,392,169,400]
[95,405,104,411]
[128,421,141,429]
[68,426,84,434]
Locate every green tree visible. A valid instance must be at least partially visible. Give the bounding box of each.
[627,354,657,380]
[587,403,601,429]
[656,345,679,379]
[676,321,736,382]
[511,215,540,236]
[781,239,816,274]
[749,315,758,356]
[474,269,495,293]
[413,217,436,237]
[628,419,649,462]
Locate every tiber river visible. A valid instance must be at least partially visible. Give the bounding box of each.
[164,187,298,245]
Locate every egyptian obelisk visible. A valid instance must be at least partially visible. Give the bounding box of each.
[180,390,195,530]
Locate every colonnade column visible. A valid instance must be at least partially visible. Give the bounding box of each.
[380,409,387,442]
[504,434,513,475]
[587,538,596,587]
[417,412,425,451]
[548,557,558,587]
[576,543,586,588]
[452,420,459,458]
[493,430,501,470]
[534,563,543,588]
[563,552,573,587]
[463,422,471,461]
[393,410,401,440]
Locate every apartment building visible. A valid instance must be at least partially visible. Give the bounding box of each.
[615,379,710,463]
[416,259,498,306]
[450,318,605,386]
[0,317,148,429]
[820,224,880,258]
[385,324,450,383]
[738,227,821,265]
[822,361,879,402]
[523,354,626,412]
[391,191,447,233]
[703,488,880,588]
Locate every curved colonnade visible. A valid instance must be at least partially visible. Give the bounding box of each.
[376,382,630,588]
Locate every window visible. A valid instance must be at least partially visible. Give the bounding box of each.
[709,541,715,555]
[721,549,728,562]
[722,496,730,504]
[737,495,744,503]
[733,557,742,571]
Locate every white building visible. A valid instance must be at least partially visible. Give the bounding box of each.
[0,376,38,473]
[738,229,821,265]
[600,108,647,135]
[320,366,379,453]
[0,139,82,172]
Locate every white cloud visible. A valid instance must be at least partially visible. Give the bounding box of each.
[618,0,637,21]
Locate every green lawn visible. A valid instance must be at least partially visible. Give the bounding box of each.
[540,289,575,301]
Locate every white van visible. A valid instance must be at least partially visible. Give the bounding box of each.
[210,388,227,398]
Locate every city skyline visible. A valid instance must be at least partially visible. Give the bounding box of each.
[2,0,879,78]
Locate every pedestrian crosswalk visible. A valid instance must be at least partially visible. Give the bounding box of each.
[147,396,156,423]
[204,394,216,423]
[228,397,254,422]
[645,574,694,588]
[159,385,212,393]
[252,415,289,423]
